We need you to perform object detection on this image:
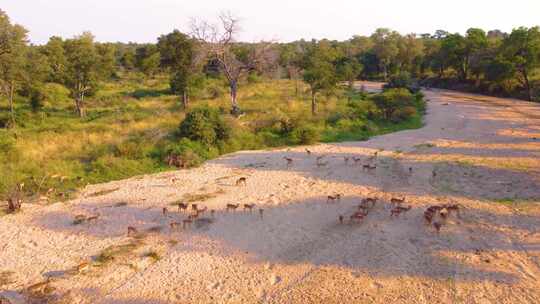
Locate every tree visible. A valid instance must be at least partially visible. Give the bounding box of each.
[63,32,100,117]
[95,43,117,79]
[441,29,487,81]
[279,43,303,96]
[158,30,197,108]
[135,44,160,77]
[302,40,338,114]
[336,41,363,91]
[501,27,540,101]
[371,28,400,81]
[42,36,67,83]
[397,34,424,76]
[0,10,28,127]
[191,12,275,115]
[22,47,51,112]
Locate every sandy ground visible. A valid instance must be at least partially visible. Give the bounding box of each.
[1,83,540,304]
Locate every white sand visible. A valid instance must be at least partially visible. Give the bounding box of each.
[1,83,540,303]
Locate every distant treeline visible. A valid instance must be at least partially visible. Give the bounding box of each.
[1,9,540,128]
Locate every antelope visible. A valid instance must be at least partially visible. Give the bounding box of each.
[409,167,413,174]
[196,206,208,216]
[344,157,350,165]
[283,157,293,169]
[390,197,406,206]
[306,149,312,155]
[442,204,461,218]
[364,197,378,207]
[127,226,138,236]
[353,157,362,165]
[390,206,412,217]
[226,203,240,211]
[259,208,264,220]
[162,207,169,216]
[243,203,256,212]
[210,209,215,217]
[433,222,443,234]
[170,222,181,230]
[191,204,198,211]
[178,203,189,212]
[327,194,341,204]
[182,216,193,229]
[236,177,247,186]
[316,161,328,168]
[363,164,376,171]
[432,170,437,178]
[338,215,344,224]
[316,155,325,162]
[423,210,434,225]
[350,212,365,223]
[87,215,99,222]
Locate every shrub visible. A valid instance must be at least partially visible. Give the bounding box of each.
[289,125,320,145]
[372,89,415,121]
[384,72,421,93]
[393,106,418,123]
[178,106,232,146]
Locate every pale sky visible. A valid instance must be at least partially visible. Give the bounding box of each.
[3,0,540,44]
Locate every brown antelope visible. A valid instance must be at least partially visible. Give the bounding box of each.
[210,209,215,217]
[191,204,198,211]
[87,215,99,222]
[127,226,138,236]
[226,203,240,211]
[196,206,208,216]
[409,167,413,173]
[433,222,443,234]
[364,197,378,207]
[423,210,434,225]
[162,207,169,216]
[177,203,188,212]
[338,215,344,224]
[343,157,350,165]
[442,204,461,218]
[390,206,412,217]
[390,197,406,206]
[432,170,437,178]
[363,164,376,171]
[182,216,193,229]
[243,203,256,212]
[259,208,264,220]
[236,177,247,186]
[353,157,362,165]
[350,212,365,223]
[327,194,341,204]
[170,222,180,230]
[283,157,293,169]
[316,155,325,162]
[306,149,312,155]
[316,160,328,168]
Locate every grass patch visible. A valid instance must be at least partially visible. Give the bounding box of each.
[142,250,161,262]
[93,241,142,267]
[181,189,225,203]
[0,270,15,287]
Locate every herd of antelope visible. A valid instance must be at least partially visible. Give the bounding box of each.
[124,148,461,237]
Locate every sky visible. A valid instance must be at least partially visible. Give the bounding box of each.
[2,0,540,44]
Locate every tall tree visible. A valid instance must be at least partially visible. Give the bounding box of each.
[501,27,540,101]
[42,36,67,83]
[63,32,100,118]
[0,9,28,127]
[191,12,275,115]
[158,30,197,108]
[302,40,338,115]
[371,28,400,81]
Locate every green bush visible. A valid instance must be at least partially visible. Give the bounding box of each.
[289,125,320,145]
[372,89,415,121]
[178,106,232,146]
[393,106,418,123]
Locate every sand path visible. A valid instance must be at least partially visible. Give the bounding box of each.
[1,83,540,303]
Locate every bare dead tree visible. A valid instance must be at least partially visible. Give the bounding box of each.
[190,12,276,115]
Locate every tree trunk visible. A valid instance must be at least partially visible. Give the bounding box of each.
[76,92,86,118]
[8,83,16,127]
[311,90,317,115]
[182,91,189,109]
[522,70,532,101]
[230,80,240,116]
[295,79,299,97]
